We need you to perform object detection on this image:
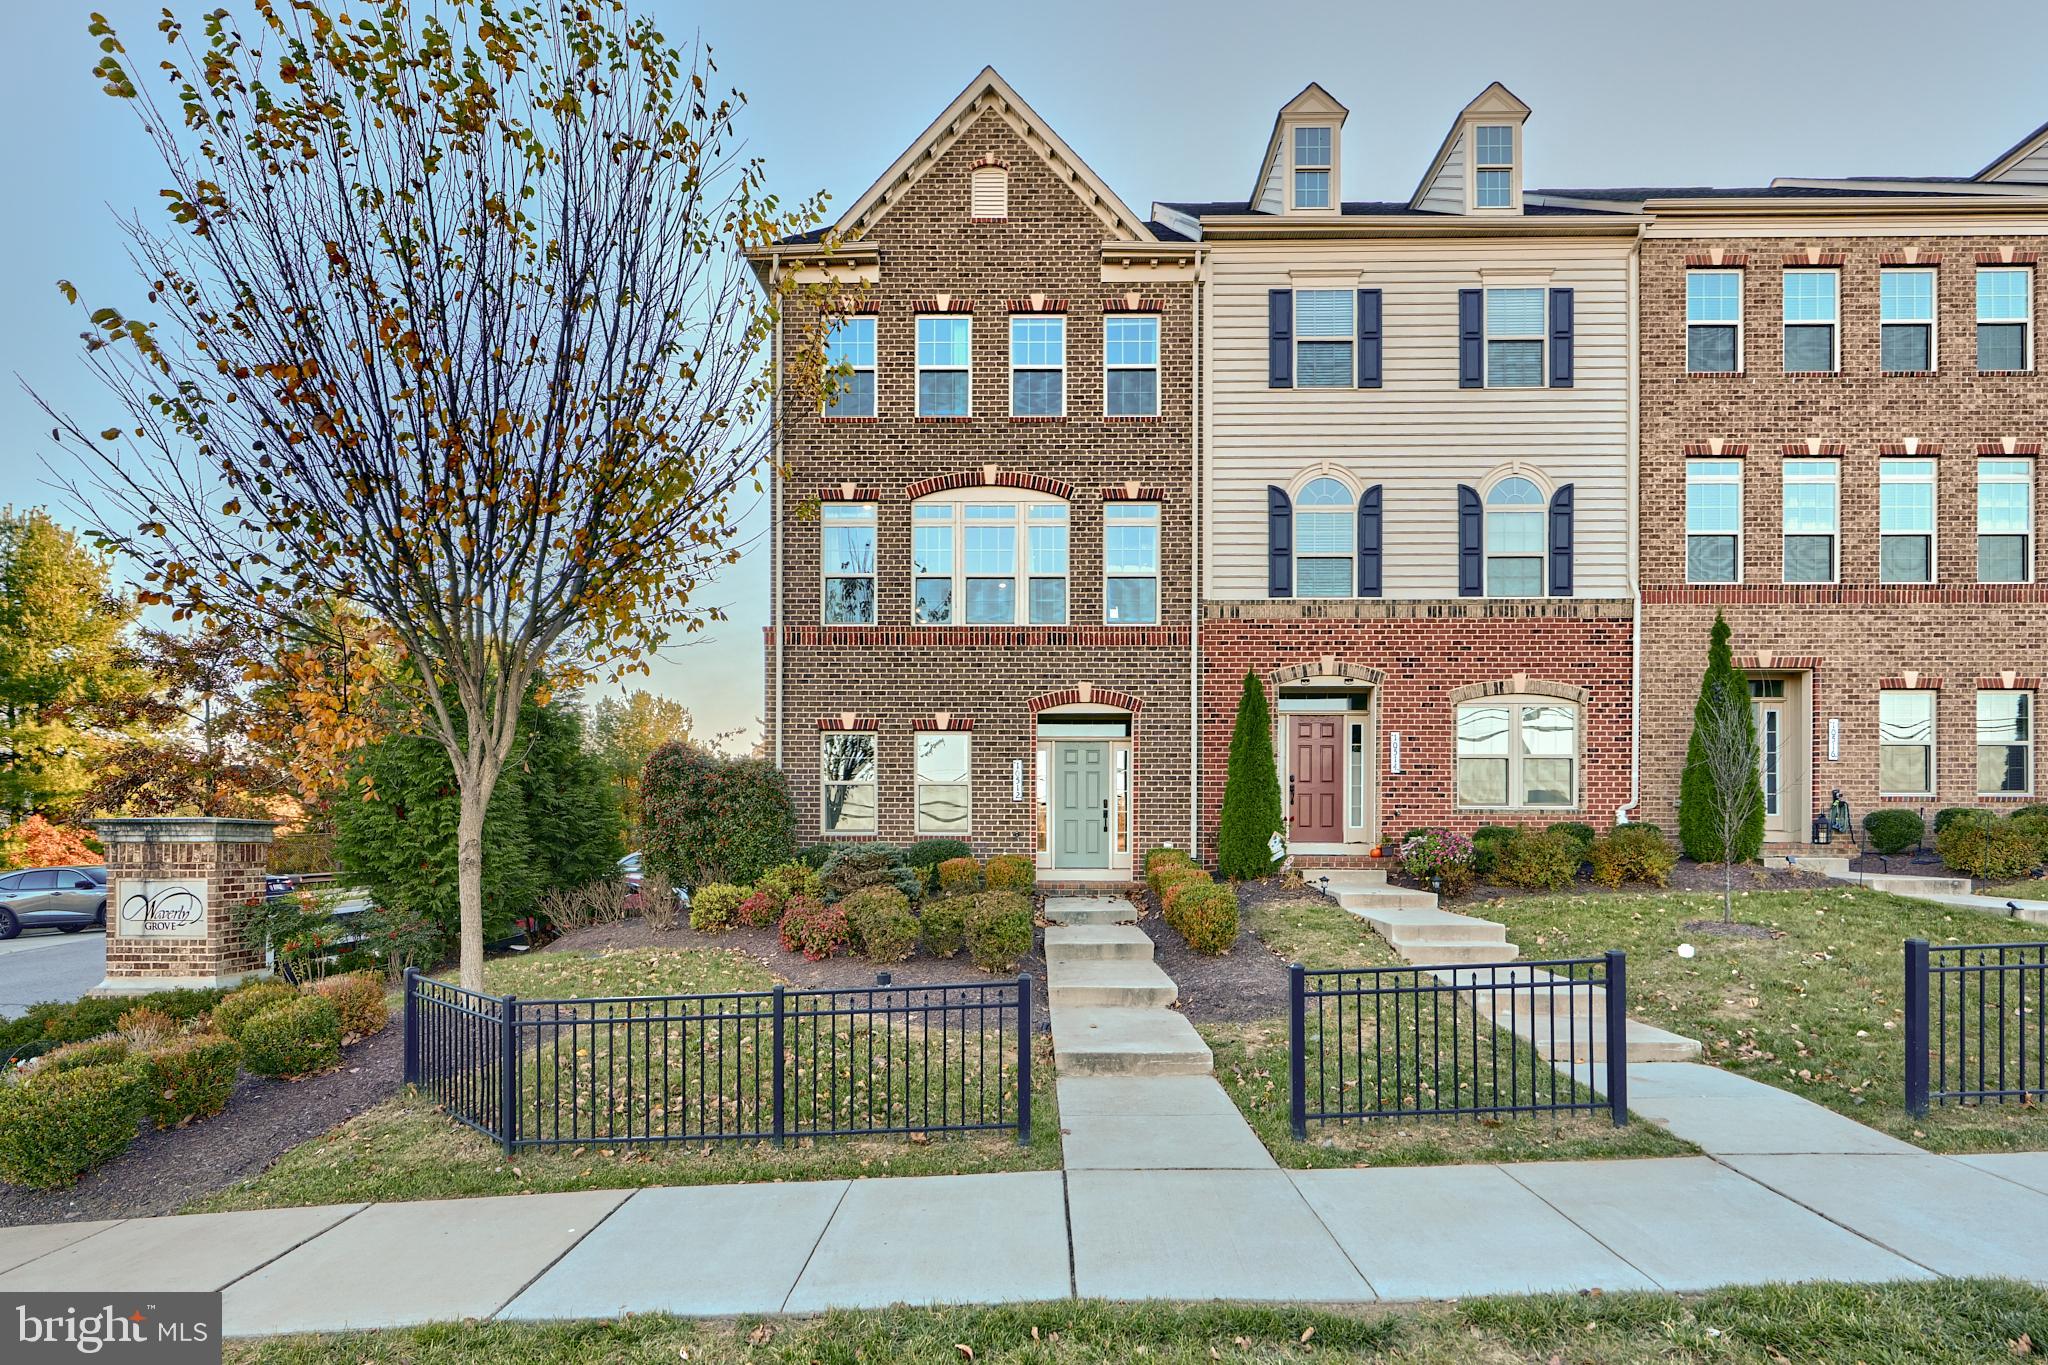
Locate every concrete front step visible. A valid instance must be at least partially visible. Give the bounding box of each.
[1043,923,1155,963]
[1306,868,1388,890]
[1397,940,1522,966]
[1427,965,1704,1064]
[1044,896,1140,927]
[1847,872,1975,898]
[1763,851,1853,877]
[1051,1005,1213,1077]
[1336,887,1441,913]
[1355,906,1511,946]
[1047,959,1179,1009]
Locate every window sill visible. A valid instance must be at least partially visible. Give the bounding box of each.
[1782,371,1841,378]
[1978,370,2035,378]
[1008,415,1067,423]
[1882,370,1938,379]
[1103,414,1163,422]
[821,415,881,423]
[1682,370,1746,379]
[915,416,975,423]
[1455,806,1585,816]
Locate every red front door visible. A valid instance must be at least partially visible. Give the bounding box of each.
[1289,716,1344,843]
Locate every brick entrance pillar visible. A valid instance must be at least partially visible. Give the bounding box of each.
[92,817,276,995]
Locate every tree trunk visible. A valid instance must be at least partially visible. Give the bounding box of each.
[1723,857,1734,924]
[456,768,495,992]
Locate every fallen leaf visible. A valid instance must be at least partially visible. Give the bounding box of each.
[954,1346,973,1361]
[1301,1327,1316,1343]
[746,1323,774,1347]
[2013,1333,2035,1356]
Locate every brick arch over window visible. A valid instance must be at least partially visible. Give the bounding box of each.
[1446,677,1589,707]
[1028,684,1142,715]
[905,468,1078,502]
[1268,660,1386,689]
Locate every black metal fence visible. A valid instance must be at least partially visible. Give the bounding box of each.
[1906,938,2048,1113]
[1289,953,1628,1134]
[403,969,1033,1151]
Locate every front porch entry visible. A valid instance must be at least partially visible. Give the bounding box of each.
[1277,688,1376,854]
[1036,709,1133,877]
[1749,673,1812,844]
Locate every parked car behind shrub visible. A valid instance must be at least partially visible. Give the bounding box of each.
[238,996,343,1078]
[0,1062,143,1189]
[843,886,918,962]
[966,891,1034,972]
[1862,808,1925,856]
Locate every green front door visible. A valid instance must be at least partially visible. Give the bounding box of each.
[1053,742,1110,869]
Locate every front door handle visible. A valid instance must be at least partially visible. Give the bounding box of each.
[1289,775,1296,806]
[1101,798,1109,833]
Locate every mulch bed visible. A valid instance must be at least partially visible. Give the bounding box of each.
[0,1018,401,1229]
[1129,891,1294,1026]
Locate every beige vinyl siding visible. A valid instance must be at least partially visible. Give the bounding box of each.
[1989,143,2048,184]
[1256,152,1285,214]
[1417,133,1466,214]
[1204,236,1634,600]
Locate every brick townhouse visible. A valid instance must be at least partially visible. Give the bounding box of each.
[749,69,1198,881]
[1573,122,2048,842]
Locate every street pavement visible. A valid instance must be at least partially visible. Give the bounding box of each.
[0,928,104,1019]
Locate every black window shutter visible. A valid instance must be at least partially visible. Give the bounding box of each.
[1356,289,1383,388]
[1268,289,1294,389]
[1549,287,1575,388]
[1548,482,1575,596]
[1458,289,1483,388]
[1357,484,1382,597]
[1458,484,1483,596]
[1268,485,1293,596]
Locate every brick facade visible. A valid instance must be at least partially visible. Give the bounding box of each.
[97,818,275,992]
[1640,231,2048,832]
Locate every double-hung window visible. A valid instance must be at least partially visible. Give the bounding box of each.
[1455,701,1578,809]
[1104,315,1160,416]
[1104,502,1160,623]
[915,732,971,834]
[821,502,876,624]
[1474,125,1514,208]
[1009,315,1064,417]
[1783,269,1839,372]
[1292,477,1354,597]
[915,315,971,416]
[1485,476,1546,596]
[1294,290,1354,387]
[1686,271,1742,373]
[1880,268,1936,373]
[1979,691,2033,796]
[1978,268,2033,372]
[1977,459,2033,583]
[1292,126,1332,209]
[822,316,876,417]
[1782,459,1839,583]
[821,733,878,834]
[1685,459,1742,583]
[1485,288,1545,387]
[912,497,1068,625]
[1879,691,1936,797]
[1878,458,1936,584]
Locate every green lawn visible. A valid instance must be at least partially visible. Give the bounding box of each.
[192,946,1057,1213]
[1483,886,2048,1152]
[223,1281,2048,1364]
[1978,880,2048,902]
[1209,895,1695,1168]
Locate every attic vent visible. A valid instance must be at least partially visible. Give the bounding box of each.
[971,164,1009,221]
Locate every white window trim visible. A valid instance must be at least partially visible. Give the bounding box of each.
[1977,266,2035,373]
[1470,123,1517,212]
[1290,473,1356,599]
[911,490,1069,626]
[1782,268,1840,373]
[1879,267,1939,373]
[1878,457,1938,585]
[1293,289,1355,389]
[1482,471,1549,598]
[1482,286,1547,389]
[1782,459,1840,585]
[915,314,972,418]
[1977,690,2034,798]
[1008,314,1065,418]
[1977,457,2035,585]
[915,731,972,835]
[1878,689,1937,799]
[1289,123,1336,213]
[820,501,877,625]
[821,315,877,417]
[821,732,879,836]
[1103,501,1161,624]
[1686,269,1745,375]
[1102,314,1160,417]
[1453,698,1582,811]
[1685,458,1744,584]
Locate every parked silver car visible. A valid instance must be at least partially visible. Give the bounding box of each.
[0,865,108,939]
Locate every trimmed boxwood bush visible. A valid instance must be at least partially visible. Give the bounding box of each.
[753,862,823,910]
[818,843,921,903]
[0,987,231,1066]
[1148,857,1205,902]
[1938,817,2040,880]
[985,854,1035,892]
[1167,882,1240,955]
[1470,824,1518,878]
[1144,846,1194,876]
[1933,807,1983,836]
[642,743,796,888]
[843,886,918,963]
[966,891,1034,972]
[778,895,850,960]
[134,1034,239,1129]
[0,1063,143,1189]
[238,996,343,1078]
[1546,822,1597,862]
[935,857,984,894]
[210,982,301,1041]
[905,839,972,890]
[1862,808,1925,856]
[918,895,973,959]
[314,972,390,1039]
[1589,825,1678,889]
[687,882,750,932]
[1494,829,1583,892]
[39,1036,132,1075]
[1161,868,1216,917]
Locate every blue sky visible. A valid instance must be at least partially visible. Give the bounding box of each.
[5,0,2044,741]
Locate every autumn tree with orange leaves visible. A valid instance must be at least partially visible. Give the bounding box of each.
[44,2,829,988]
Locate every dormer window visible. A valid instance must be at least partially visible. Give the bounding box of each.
[1474,126,1514,208]
[1293,126,1332,209]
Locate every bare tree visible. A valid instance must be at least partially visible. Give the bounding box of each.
[41,3,826,987]
[1687,679,1766,924]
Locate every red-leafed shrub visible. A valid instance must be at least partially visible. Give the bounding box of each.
[777,896,849,961]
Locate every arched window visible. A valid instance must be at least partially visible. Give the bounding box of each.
[1294,477,1354,598]
[912,491,1068,625]
[1485,476,1546,597]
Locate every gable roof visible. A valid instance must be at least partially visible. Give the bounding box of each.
[813,66,1156,246]
[1247,82,1349,208]
[1409,82,1531,210]
[1978,118,2048,182]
